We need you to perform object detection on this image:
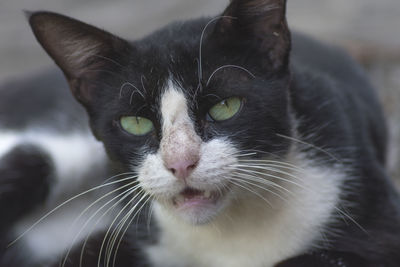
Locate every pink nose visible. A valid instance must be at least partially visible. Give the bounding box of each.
[167,159,198,180]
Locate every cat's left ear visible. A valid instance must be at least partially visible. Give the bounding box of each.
[28,11,131,107]
[214,0,290,71]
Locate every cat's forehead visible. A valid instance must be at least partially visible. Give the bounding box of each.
[131,19,219,96]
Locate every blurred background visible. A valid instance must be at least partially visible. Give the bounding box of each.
[0,0,399,182]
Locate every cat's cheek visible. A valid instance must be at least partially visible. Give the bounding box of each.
[136,153,184,198]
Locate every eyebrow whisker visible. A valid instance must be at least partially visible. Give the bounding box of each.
[206,64,256,87]
[119,82,145,103]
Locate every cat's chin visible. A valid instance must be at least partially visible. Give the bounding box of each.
[164,187,230,225]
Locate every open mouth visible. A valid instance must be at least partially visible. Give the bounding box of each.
[172,187,221,210]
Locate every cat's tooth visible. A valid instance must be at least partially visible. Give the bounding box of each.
[204,190,211,198]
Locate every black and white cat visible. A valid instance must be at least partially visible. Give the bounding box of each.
[1,0,399,266]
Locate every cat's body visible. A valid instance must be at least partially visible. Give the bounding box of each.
[1,0,399,266]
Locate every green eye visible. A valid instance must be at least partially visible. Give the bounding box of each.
[208,97,242,121]
[120,116,154,136]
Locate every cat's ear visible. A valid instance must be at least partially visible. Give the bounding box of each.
[215,0,290,71]
[28,11,130,106]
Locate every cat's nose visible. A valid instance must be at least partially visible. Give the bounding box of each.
[166,158,198,180]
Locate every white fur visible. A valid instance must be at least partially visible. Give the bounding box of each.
[160,83,190,128]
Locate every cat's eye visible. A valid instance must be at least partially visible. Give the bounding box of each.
[120,116,154,136]
[208,97,242,121]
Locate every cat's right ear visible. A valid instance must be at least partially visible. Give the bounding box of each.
[28,11,131,107]
[214,0,290,71]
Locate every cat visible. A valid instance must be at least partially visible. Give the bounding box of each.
[1,0,399,266]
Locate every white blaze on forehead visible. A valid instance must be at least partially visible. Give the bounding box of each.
[160,81,190,128]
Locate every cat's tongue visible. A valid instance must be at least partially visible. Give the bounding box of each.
[174,187,216,209]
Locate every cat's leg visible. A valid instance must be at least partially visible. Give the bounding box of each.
[274,250,381,267]
[0,143,53,236]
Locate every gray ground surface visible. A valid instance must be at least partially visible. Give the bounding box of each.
[0,0,399,180]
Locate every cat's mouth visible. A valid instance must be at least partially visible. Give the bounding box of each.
[172,187,221,210]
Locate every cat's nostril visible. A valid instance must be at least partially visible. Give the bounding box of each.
[167,160,198,180]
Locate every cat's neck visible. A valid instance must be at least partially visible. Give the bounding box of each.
[146,151,345,267]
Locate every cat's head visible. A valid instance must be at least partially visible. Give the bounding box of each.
[29,0,293,224]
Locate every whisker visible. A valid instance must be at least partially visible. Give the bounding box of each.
[234,152,258,158]
[230,173,293,197]
[66,180,139,238]
[140,75,148,95]
[61,183,140,267]
[232,167,306,190]
[196,15,237,93]
[98,191,145,267]
[237,159,305,171]
[333,207,369,235]
[102,172,136,185]
[236,163,306,176]
[111,195,152,267]
[78,186,140,267]
[118,82,145,103]
[230,176,290,203]
[8,175,138,247]
[277,133,341,163]
[237,149,287,160]
[206,64,255,87]
[105,193,149,267]
[146,198,157,235]
[233,163,304,177]
[229,180,274,208]
[235,159,366,236]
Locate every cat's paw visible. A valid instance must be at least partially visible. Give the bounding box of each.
[0,143,53,233]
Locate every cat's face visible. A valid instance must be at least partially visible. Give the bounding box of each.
[29,0,292,224]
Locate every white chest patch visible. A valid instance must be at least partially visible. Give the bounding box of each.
[145,154,344,267]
